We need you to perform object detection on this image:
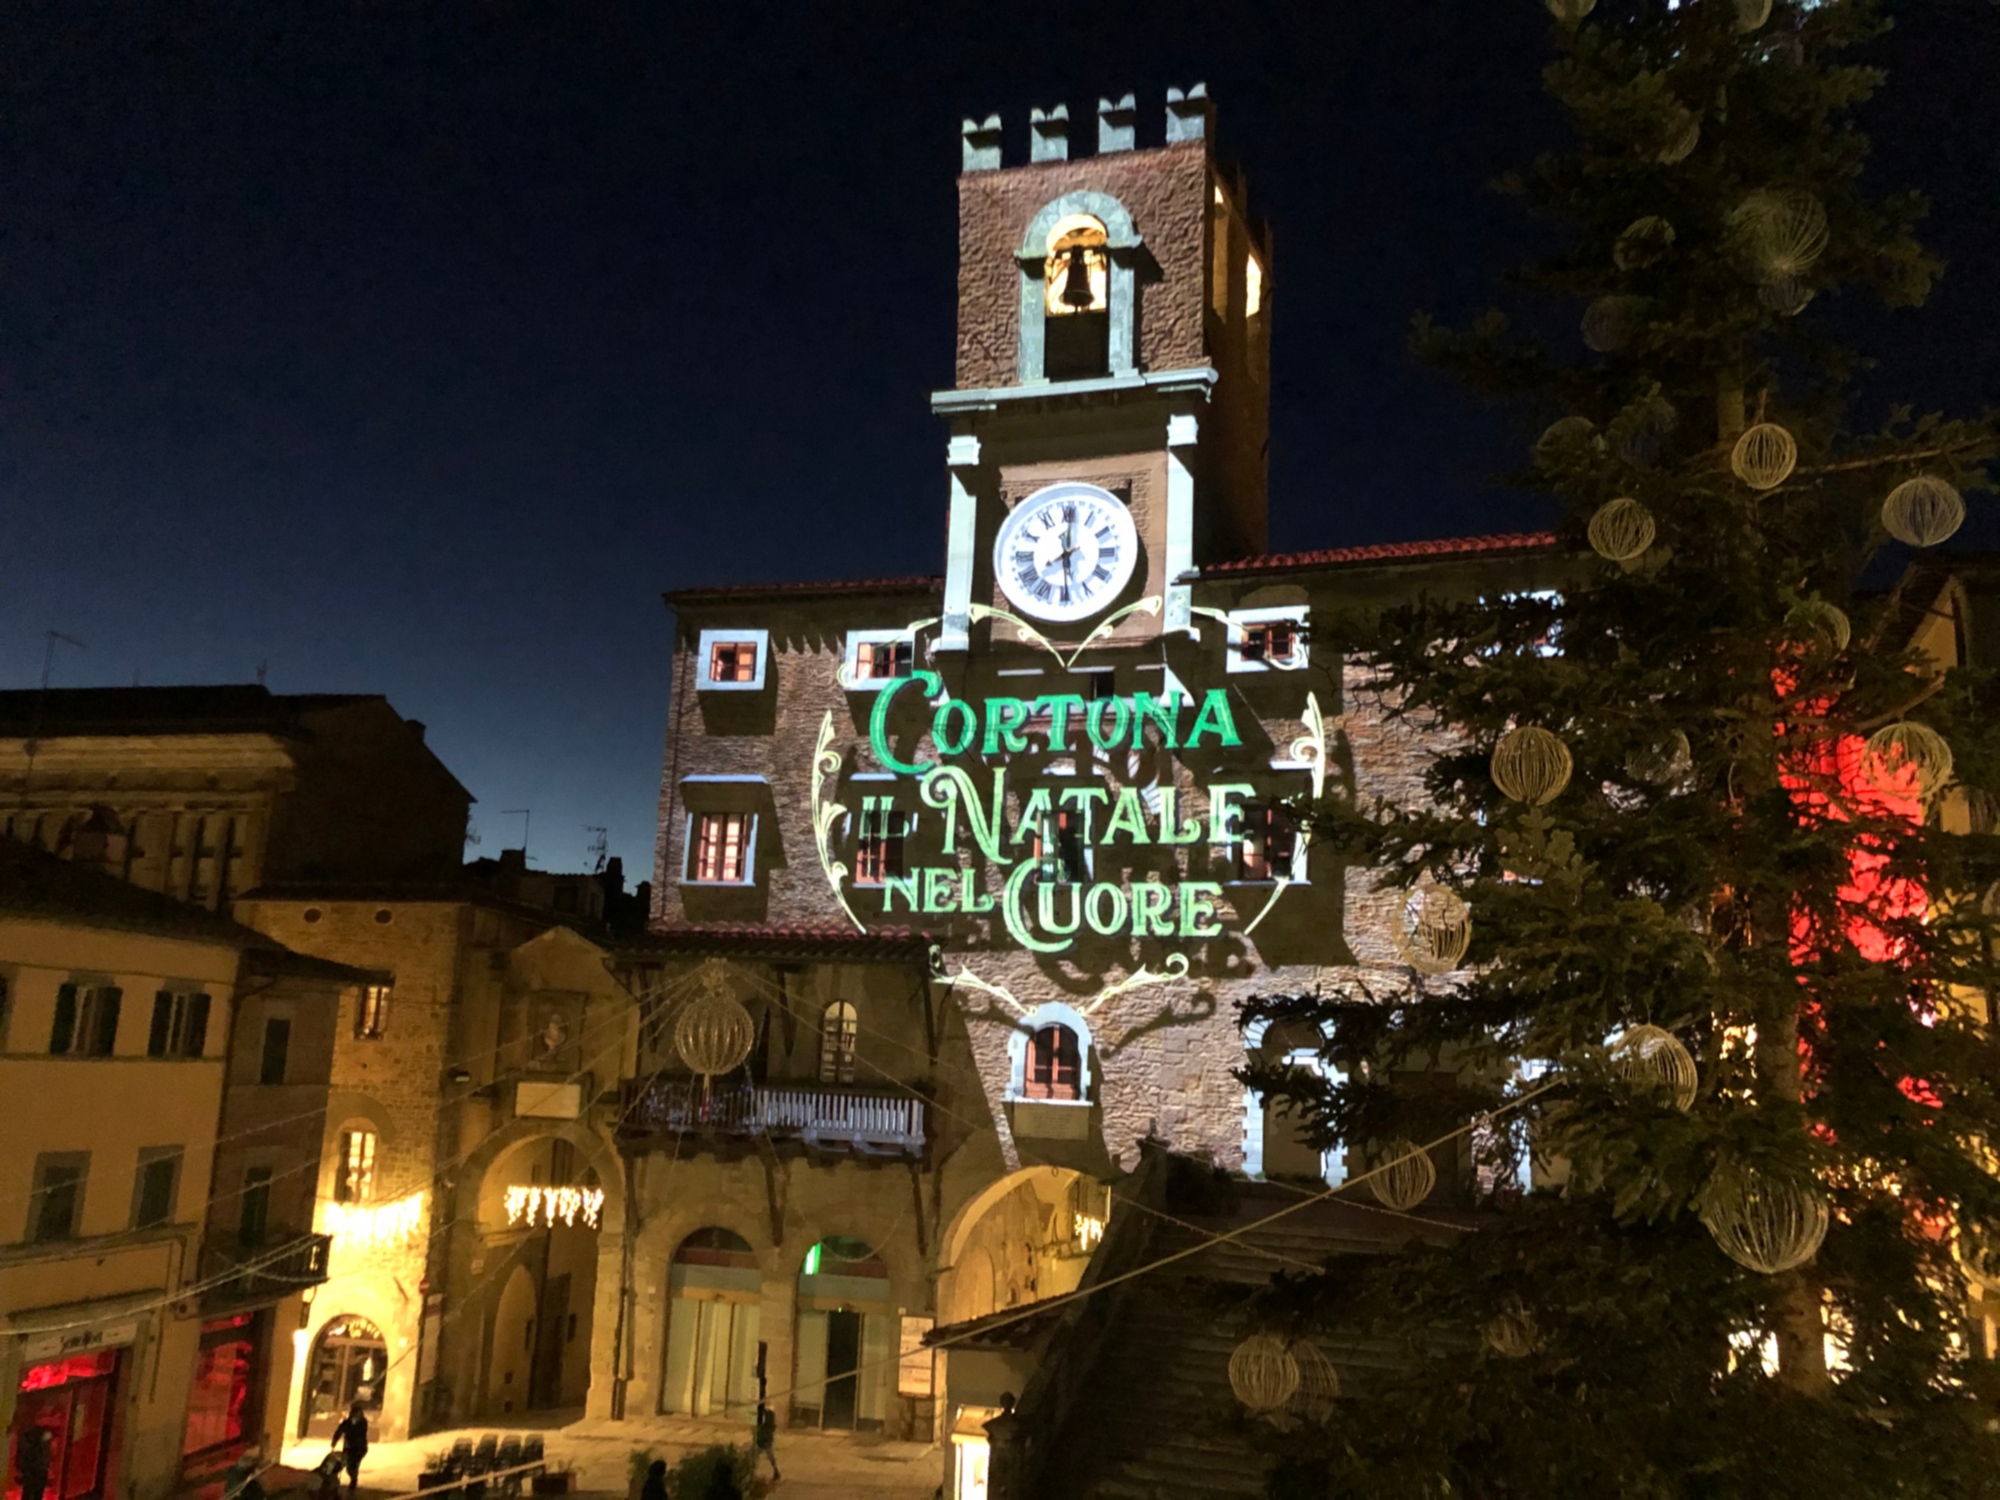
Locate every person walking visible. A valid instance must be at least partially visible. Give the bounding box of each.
[13,1426,53,1500]
[329,1403,370,1495]
[752,1403,779,1484]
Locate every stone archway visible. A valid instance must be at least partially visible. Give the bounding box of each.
[938,1167,1108,1327]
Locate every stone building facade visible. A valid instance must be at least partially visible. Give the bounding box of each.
[644,87,1565,1476]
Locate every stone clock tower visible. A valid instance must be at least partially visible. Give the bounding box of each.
[933,86,1271,651]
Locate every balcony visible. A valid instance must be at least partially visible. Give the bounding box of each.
[618,1076,926,1159]
[198,1231,332,1312]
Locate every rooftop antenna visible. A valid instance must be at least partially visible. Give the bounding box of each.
[20,630,86,813]
[501,808,531,862]
[585,826,608,874]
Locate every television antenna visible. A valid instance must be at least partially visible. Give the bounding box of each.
[585,826,608,874]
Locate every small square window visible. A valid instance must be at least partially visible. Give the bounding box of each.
[1226,607,1310,673]
[131,1147,182,1230]
[853,798,910,886]
[356,982,392,1040]
[696,629,769,691]
[689,812,755,884]
[1023,1026,1082,1102]
[29,1153,88,1243]
[1235,801,1301,882]
[844,631,916,690]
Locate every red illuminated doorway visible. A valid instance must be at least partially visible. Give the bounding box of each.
[8,1349,122,1500]
[181,1315,265,1464]
[300,1317,385,1440]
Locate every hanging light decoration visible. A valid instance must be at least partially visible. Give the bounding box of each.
[1863,721,1955,800]
[1759,276,1815,317]
[1533,416,1597,469]
[675,966,757,1079]
[1492,726,1574,806]
[1881,476,1965,549]
[1655,111,1700,165]
[1544,0,1595,21]
[1286,1341,1340,1421]
[1397,884,1472,975]
[1587,498,1656,564]
[1581,295,1646,354]
[1625,729,1692,789]
[1369,1141,1438,1212]
[1609,1024,1699,1111]
[1785,599,1852,654]
[1735,0,1773,30]
[1730,423,1798,490]
[1699,1163,1830,1275]
[1729,190,1829,282]
[1612,215,1676,272]
[1228,1334,1300,1414]
[1483,1303,1538,1359]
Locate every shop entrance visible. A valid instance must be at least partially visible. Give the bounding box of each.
[301,1317,386,1439]
[8,1348,123,1500]
[793,1238,892,1432]
[661,1229,761,1419]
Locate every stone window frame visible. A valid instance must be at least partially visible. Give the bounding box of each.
[1004,1002,1095,1107]
[27,1151,90,1243]
[696,628,770,692]
[1239,1016,1345,1187]
[1016,191,1143,385]
[1225,605,1311,674]
[129,1144,184,1231]
[840,630,917,691]
[682,810,760,887]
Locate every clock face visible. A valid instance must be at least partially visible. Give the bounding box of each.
[993,482,1139,623]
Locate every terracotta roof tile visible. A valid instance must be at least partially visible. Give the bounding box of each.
[1200,531,1563,578]
[620,922,934,963]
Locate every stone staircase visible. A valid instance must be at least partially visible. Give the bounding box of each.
[1028,1176,1466,1500]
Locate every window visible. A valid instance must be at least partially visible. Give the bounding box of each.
[696,628,769,692]
[50,984,121,1057]
[131,1147,182,1230]
[259,1017,291,1084]
[853,797,909,886]
[29,1153,88,1242]
[1044,214,1109,317]
[846,632,915,688]
[1226,606,1309,673]
[1032,810,1089,885]
[690,812,754,884]
[239,1167,272,1244]
[335,1129,377,1204]
[818,1001,859,1085]
[356,982,392,1040]
[1023,1026,1082,1102]
[1236,802,1301,882]
[148,991,211,1059]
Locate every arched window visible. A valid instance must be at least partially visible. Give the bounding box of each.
[1017,192,1140,385]
[1023,1025,1081,1102]
[818,1002,858,1085]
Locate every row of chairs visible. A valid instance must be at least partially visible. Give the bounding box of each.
[424,1435,546,1495]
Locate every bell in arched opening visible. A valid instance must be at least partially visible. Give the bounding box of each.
[1044,214,1110,380]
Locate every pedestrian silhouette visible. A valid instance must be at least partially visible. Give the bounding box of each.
[329,1403,370,1495]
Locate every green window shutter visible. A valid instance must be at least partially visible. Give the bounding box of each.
[186,994,211,1057]
[50,984,77,1054]
[92,988,123,1056]
[148,993,173,1057]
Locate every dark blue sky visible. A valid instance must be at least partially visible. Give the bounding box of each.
[2,2,1992,875]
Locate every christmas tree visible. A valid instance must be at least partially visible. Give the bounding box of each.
[1241,2,2000,1494]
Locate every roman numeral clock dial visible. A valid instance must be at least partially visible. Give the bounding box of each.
[992,482,1140,624]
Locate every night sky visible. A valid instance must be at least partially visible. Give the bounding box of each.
[3,2,1993,875]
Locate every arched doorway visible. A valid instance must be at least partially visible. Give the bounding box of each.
[487,1267,536,1416]
[794,1238,893,1432]
[473,1134,608,1414]
[940,1168,1107,1327]
[301,1316,386,1439]
[661,1229,760,1418]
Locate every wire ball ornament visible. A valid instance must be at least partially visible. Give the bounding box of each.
[1759,276,1815,317]
[1609,1024,1699,1112]
[1881,476,1966,549]
[1730,423,1798,490]
[1534,415,1598,468]
[1729,189,1829,282]
[1286,1341,1340,1421]
[1581,296,1645,354]
[1863,721,1955,800]
[1735,0,1773,30]
[1785,599,1852,654]
[1396,884,1472,975]
[1616,393,1679,467]
[1625,729,1693,789]
[1228,1334,1300,1414]
[1368,1141,1438,1212]
[1483,1303,1539,1359]
[1698,1163,1830,1275]
[1588,498,1656,564]
[1492,726,1574,806]
[1655,111,1700,165]
[1544,0,1595,21]
[1613,215,1676,271]
[675,975,758,1079]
